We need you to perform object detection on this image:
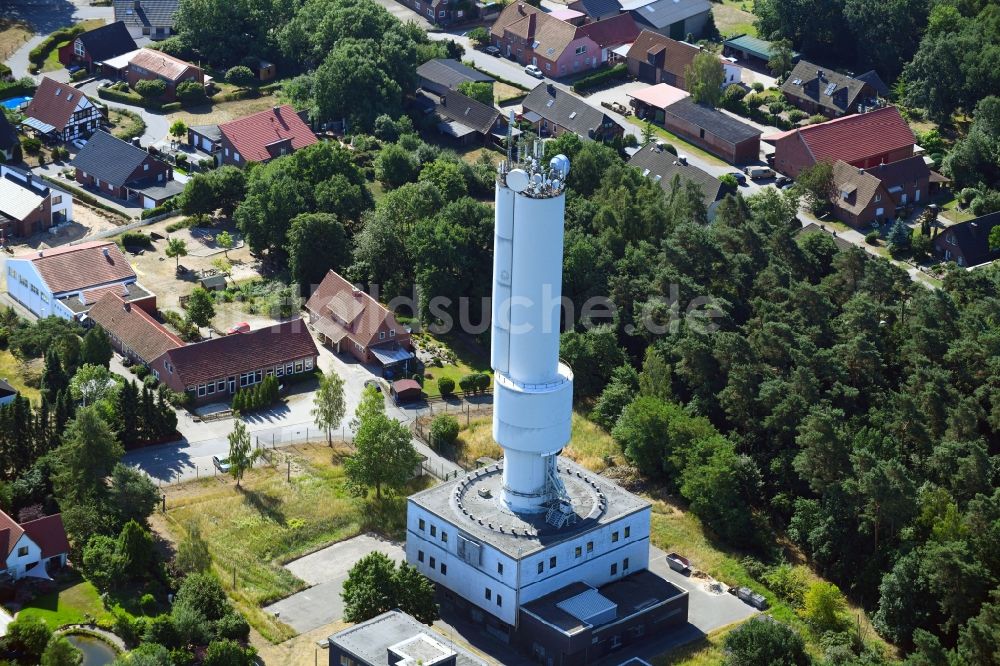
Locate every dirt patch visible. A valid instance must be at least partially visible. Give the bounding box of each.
[0,19,31,61]
[6,204,123,252]
[166,97,287,128]
[713,0,758,38]
[251,620,348,665]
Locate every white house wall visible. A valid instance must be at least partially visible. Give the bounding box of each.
[4,534,42,579]
[5,258,59,319]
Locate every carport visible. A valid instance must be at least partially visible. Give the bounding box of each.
[371,344,416,378]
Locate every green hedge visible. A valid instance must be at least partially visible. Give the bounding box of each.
[140,198,178,219]
[0,79,37,101]
[571,64,628,93]
[28,25,85,73]
[96,86,182,112]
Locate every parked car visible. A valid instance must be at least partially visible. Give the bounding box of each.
[524,64,544,79]
[364,379,383,393]
[775,175,793,188]
[727,171,748,186]
[212,456,231,473]
[666,552,691,574]
[227,322,251,335]
[71,138,87,150]
[484,45,501,56]
[744,165,775,180]
[609,101,630,115]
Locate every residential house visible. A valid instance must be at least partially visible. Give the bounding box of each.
[217,105,317,168]
[568,0,630,21]
[723,34,799,67]
[659,96,761,163]
[86,292,183,366]
[628,141,735,220]
[866,155,931,209]
[627,82,688,122]
[764,106,915,178]
[628,0,711,40]
[490,3,639,77]
[935,212,1000,268]
[126,48,205,101]
[780,61,887,118]
[0,510,69,581]
[626,31,700,88]
[0,380,16,407]
[21,77,102,142]
[0,165,73,239]
[187,124,222,155]
[397,0,480,26]
[5,241,154,320]
[71,130,180,207]
[521,82,624,141]
[0,112,18,161]
[425,89,505,145]
[151,319,319,404]
[828,156,930,228]
[58,21,138,73]
[305,270,414,372]
[328,610,487,666]
[114,0,180,39]
[417,58,494,97]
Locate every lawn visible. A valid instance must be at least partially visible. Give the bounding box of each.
[109,108,146,141]
[494,81,527,104]
[0,19,31,61]
[166,96,286,128]
[40,20,106,73]
[625,117,728,168]
[713,0,758,38]
[653,627,733,665]
[0,350,41,403]
[160,444,432,642]
[16,576,108,628]
[417,332,492,398]
[938,193,976,223]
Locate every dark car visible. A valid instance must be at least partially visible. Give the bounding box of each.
[775,175,793,188]
[727,171,748,186]
[484,45,501,56]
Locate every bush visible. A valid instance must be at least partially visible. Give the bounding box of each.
[429,415,460,449]
[225,65,255,87]
[764,564,808,606]
[166,217,198,233]
[437,377,455,396]
[751,81,764,93]
[21,137,42,155]
[768,102,785,115]
[473,372,491,393]
[572,64,627,93]
[970,189,1000,216]
[458,373,476,394]
[176,81,206,105]
[468,27,490,46]
[135,79,167,99]
[865,231,879,245]
[719,173,739,188]
[118,230,153,249]
[28,25,84,72]
[787,109,807,122]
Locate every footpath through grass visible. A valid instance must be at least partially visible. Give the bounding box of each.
[160,443,432,642]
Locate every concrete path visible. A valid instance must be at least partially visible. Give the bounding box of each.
[77,79,171,146]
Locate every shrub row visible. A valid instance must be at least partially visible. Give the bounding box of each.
[140,198,178,219]
[117,230,154,249]
[28,25,86,72]
[572,64,627,93]
[233,375,280,412]
[458,373,491,394]
[0,78,37,101]
[96,86,181,112]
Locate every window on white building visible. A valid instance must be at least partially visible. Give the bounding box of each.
[612,531,619,543]
[485,588,492,601]
[497,562,503,575]
[624,526,630,538]
[623,557,630,571]
[549,556,556,568]
[430,525,437,537]
[17,546,28,557]
[587,541,593,553]
[537,561,543,574]
[419,519,425,531]
[441,531,448,543]
[575,546,582,558]
[418,550,424,562]
[440,563,447,575]
[496,595,502,607]
[611,563,617,575]
[429,556,435,569]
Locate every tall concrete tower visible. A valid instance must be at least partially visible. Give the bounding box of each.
[490,147,575,518]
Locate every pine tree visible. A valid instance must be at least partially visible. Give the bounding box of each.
[118,381,140,447]
[40,349,67,406]
[80,325,113,367]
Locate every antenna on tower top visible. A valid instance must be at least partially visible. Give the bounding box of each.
[506,110,515,165]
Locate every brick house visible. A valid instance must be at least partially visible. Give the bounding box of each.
[86,291,183,366]
[151,319,319,405]
[397,0,482,26]
[491,3,639,77]
[305,270,413,370]
[628,142,735,220]
[935,212,1000,268]
[780,61,888,118]
[58,21,137,73]
[70,130,178,207]
[21,77,102,142]
[829,156,931,228]
[626,30,699,89]
[216,105,318,168]
[764,106,916,178]
[522,83,624,142]
[659,96,761,164]
[0,165,73,239]
[126,48,204,101]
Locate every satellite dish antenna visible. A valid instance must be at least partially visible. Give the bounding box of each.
[507,169,529,193]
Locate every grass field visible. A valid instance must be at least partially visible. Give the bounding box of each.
[713,0,758,38]
[17,576,108,628]
[418,332,492,398]
[40,20,105,73]
[626,117,728,167]
[0,19,31,62]
[0,350,41,403]
[160,444,432,642]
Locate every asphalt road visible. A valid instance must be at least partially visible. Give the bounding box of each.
[3,0,114,79]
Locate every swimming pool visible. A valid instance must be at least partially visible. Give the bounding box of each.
[0,96,31,110]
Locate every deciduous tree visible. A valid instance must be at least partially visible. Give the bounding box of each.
[685,52,725,107]
[312,370,347,445]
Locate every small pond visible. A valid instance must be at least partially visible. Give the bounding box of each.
[64,633,118,666]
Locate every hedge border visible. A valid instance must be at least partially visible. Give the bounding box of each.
[38,174,131,221]
[571,63,628,93]
[28,25,85,73]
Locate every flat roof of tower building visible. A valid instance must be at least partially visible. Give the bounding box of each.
[408,456,650,558]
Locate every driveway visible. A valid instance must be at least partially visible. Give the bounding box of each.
[4,0,114,79]
[372,0,431,29]
[262,534,405,633]
[77,79,171,146]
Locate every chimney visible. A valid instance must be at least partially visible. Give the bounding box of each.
[134,0,141,8]
[123,301,131,312]
[546,82,555,95]
[518,2,526,14]
[37,251,43,258]
[351,287,361,297]
[103,247,111,260]
[131,137,141,147]
[817,70,824,80]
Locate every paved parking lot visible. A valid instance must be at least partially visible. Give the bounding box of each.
[262,534,405,634]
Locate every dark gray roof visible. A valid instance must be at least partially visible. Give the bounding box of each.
[0,379,16,397]
[781,61,881,115]
[628,143,731,210]
[631,0,711,30]
[572,0,623,19]
[663,97,761,145]
[189,124,221,141]
[938,212,1000,268]
[132,178,184,201]
[70,130,151,188]
[76,21,138,62]
[0,113,17,152]
[416,58,494,91]
[523,83,617,140]
[114,0,179,29]
[855,70,890,99]
[436,90,500,135]
[329,611,486,666]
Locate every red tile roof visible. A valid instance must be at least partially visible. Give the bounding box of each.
[155,319,319,387]
[218,105,318,164]
[0,511,25,566]
[23,77,93,133]
[20,514,70,560]
[88,292,183,364]
[128,48,201,82]
[20,241,136,295]
[768,106,915,166]
[305,271,409,350]
[578,12,640,49]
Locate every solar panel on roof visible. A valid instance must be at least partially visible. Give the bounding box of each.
[825,82,837,96]
[792,78,802,85]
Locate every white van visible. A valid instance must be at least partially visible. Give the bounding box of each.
[744,166,775,179]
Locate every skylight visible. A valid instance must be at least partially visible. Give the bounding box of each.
[546,99,554,107]
[792,78,802,85]
[644,5,655,11]
[532,41,539,48]
[569,111,577,119]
